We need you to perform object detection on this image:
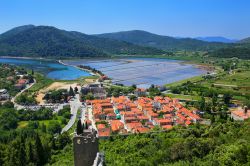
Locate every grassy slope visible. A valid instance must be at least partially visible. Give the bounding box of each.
[171,58,249,102]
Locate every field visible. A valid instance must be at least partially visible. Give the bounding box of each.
[164,57,250,103]
[165,93,201,101]
[18,116,65,129]
[212,70,250,87]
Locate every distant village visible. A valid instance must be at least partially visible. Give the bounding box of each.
[0,64,34,102]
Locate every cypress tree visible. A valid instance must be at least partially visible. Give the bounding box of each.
[34,134,45,166]
[69,86,75,96]
[76,119,83,135]
[74,86,78,93]
[85,121,88,129]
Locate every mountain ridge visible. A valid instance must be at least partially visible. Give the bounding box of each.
[0,25,165,58]
[96,30,228,51]
[195,36,238,43]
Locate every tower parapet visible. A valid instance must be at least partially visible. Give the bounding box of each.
[73,121,99,166]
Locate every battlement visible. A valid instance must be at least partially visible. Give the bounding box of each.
[73,128,99,166]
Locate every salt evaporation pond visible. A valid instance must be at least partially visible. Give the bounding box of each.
[64,58,207,88]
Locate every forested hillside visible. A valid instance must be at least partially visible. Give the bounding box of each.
[96,30,228,51]
[100,120,250,166]
[0,25,165,58]
[210,43,250,59]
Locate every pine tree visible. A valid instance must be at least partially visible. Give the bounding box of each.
[76,119,83,135]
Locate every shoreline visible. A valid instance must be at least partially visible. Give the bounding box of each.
[58,60,99,77]
[0,56,55,61]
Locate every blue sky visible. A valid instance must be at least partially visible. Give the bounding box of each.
[0,0,250,39]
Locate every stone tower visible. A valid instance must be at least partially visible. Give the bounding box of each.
[73,128,99,166]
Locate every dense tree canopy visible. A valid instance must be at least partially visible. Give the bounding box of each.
[0,103,72,166]
[210,44,250,59]
[100,120,250,166]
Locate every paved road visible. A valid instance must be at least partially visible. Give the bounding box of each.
[53,103,68,114]
[11,80,36,110]
[61,94,82,133]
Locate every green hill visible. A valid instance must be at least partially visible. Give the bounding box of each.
[0,26,165,58]
[239,37,250,44]
[210,39,250,59]
[96,30,228,51]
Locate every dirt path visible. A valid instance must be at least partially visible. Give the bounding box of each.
[36,82,80,104]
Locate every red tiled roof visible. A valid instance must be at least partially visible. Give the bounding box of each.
[162,125,173,130]
[135,127,150,133]
[18,79,27,84]
[155,118,172,124]
[98,128,111,137]
[185,120,192,125]
[137,115,149,121]
[97,124,106,129]
[232,109,250,120]
[107,113,116,117]
[147,111,158,117]
[177,113,186,121]
[180,108,201,120]
[110,120,124,132]
[103,108,114,113]
[122,112,137,117]
[126,122,142,130]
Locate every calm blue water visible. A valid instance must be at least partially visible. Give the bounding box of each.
[0,58,91,80]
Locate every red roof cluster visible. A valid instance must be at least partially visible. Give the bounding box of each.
[87,96,201,136]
